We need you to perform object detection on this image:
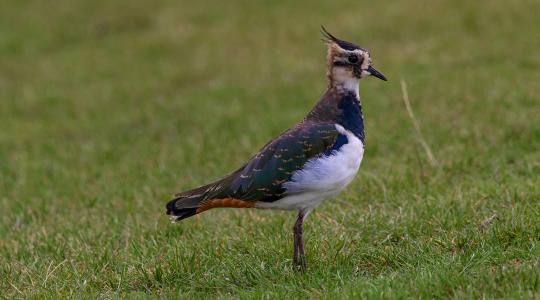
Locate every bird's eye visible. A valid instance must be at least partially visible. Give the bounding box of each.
[348,55,359,64]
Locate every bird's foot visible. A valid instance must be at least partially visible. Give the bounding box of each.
[293,256,307,272]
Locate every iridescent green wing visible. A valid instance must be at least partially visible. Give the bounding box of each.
[223,122,344,202]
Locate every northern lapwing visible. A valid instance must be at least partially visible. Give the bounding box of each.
[166,27,387,270]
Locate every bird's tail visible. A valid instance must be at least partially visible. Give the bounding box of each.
[166,201,198,221]
[166,178,256,222]
[166,184,211,222]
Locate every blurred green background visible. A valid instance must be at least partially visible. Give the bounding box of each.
[1,0,539,298]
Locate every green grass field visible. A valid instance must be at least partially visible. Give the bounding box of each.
[1,0,540,298]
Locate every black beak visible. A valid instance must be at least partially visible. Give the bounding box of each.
[367,66,387,81]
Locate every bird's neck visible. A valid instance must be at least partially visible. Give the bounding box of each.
[328,74,360,99]
[306,79,365,142]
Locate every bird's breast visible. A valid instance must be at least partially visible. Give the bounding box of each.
[259,124,364,210]
[284,124,364,192]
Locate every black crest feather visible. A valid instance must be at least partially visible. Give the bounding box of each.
[320,26,367,52]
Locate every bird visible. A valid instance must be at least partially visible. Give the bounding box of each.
[166,27,387,270]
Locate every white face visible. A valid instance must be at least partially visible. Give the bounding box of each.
[330,45,372,79]
[328,43,387,82]
[359,51,372,78]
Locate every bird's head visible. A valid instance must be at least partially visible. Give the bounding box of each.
[322,27,387,85]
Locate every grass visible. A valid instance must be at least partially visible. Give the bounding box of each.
[1,0,540,298]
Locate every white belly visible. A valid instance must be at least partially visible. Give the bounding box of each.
[256,124,364,210]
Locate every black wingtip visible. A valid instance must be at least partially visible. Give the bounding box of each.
[166,199,175,215]
[166,198,198,221]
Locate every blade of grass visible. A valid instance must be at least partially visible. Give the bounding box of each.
[400,79,438,167]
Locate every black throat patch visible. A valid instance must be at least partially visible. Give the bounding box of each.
[336,92,365,142]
